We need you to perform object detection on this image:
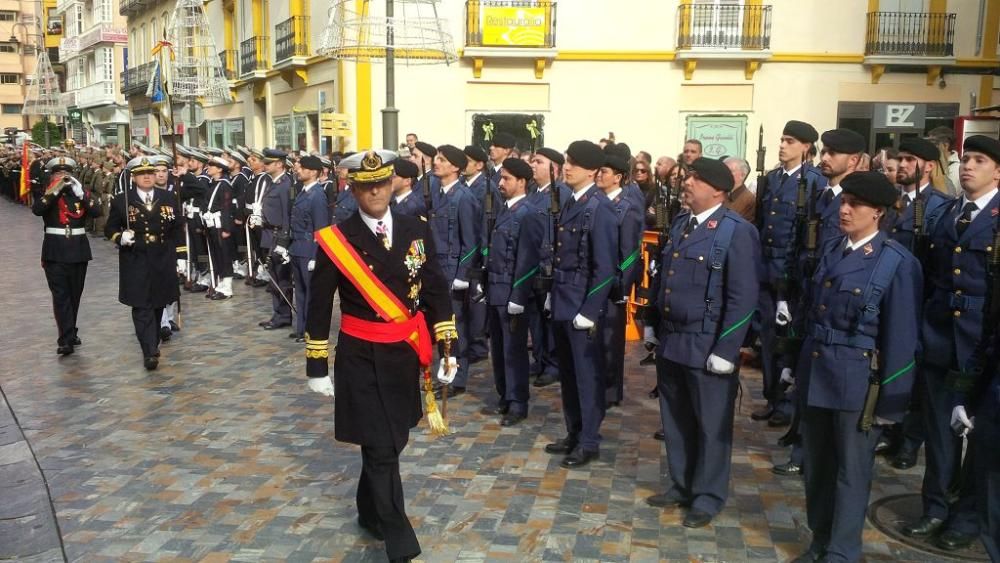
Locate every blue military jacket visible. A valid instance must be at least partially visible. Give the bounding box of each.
[889,185,952,252]
[651,206,760,368]
[921,190,1000,371]
[759,163,828,286]
[260,172,291,249]
[485,196,538,307]
[607,188,645,302]
[332,187,358,225]
[797,232,922,421]
[428,181,481,282]
[524,182,572,288]
[290,183,331,258]
[550,185,619,322]
[392,190,427,219]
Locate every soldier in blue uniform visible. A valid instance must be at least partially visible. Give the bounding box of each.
[790,171,922,563]
[902,135,1000,551]
[481,158,540,426]
[390,159,426,218]
[287,155,332,342]
[487,132,517,184]
[597,153,644,407]
[32,156,101,356]
[428,145,481,399]
[255,149,294,330]
[410,142,441,193]
[542,140,618,469]
[885,137,951,470]
[948,135,1000,562]
[526,147,571,386]
[756,120,828,429]
[643,157,759,528]
[463,144,493,364]
[463,144,493,200]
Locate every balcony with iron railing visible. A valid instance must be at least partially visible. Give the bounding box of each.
[674,3,773,79]
[240,36,270,78]
[120,61,156,97]
[76,79,116,108]
[275,16,310,66]
[218,49,237,81]
[463,1,557,78]
[119,0,149,16]
[865,12,956,58]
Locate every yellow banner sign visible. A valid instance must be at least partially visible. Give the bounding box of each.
[481,6,547,47]
[321,112,352,137]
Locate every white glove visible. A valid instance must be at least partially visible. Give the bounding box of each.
[119,229,135,246]
[437,357,458,384]
[776,301,792,326]
[248,214,263,228]
[951,406,974,436]
[643,326,660,348]
[307,376,335,397]
[648,259,658,276]
[780,367,794,385]
[543,293,552,313]
[71,179,84,198]
[251,202,262,215]
[274,245,290,265]
[176,259,187,275]
[573,314,595,330]
[507,301,525,315]
[706,353,736,374]
[452,279,470,291]
[875,416,895,426]
[307,259,315,272]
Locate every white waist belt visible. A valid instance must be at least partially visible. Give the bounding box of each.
[45,227,86,236]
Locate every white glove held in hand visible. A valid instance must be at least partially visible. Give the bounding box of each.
[706,353,736,374]
[544,293,552,313]
[307,376,335,397]
[573,314,595,330]
[643,326,660,348]
[119,230,135,246]
[71,180,84,199]
[452,279,469,291]
[176,259,187,275]
[780,367,794,385]
[776,301,792,326]
[507,302,524,315]
[307,259,315,272]
[951,406,974,436]
[248,214,263,228]
[274,245,290,265]
[437,357,458,384]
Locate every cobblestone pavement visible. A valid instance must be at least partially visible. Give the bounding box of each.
[0,200,947,562]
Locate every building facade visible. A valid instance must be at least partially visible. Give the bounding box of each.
[56,0,128,145]
[0,0,46,134]
[123,0,999,160]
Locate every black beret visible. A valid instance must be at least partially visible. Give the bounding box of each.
[963,135,1000,164]
[565,140,605,170]
[783,120,819,143]
[463,144,488,163]
[394,158,419,179]
[821,128,867,154]
[437,144,468,170]
[491,132,516,149]
[299,155,324,171]
[689,157,735,192]
[604,154,630,175]
[501,158,532,181]
[841,171,898,208]
[535,147,564,166]
[898,137,940,162]
[413,141,437,159]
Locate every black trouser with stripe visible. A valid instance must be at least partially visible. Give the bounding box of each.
[43,260,87,346]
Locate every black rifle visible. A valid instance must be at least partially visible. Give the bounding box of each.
[421,158,433,222]
[470,182,494,304]
[754,125,769,231]
[534,163,559,297]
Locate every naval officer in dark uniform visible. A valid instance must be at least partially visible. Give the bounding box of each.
[32,156,101,355]
[644,157,760,528]
[288,155,331,341]
[304,149,457,563]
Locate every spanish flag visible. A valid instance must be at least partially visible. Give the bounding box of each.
[151,39,174,61]
[18,142,29,203]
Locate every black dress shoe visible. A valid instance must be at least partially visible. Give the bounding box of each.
[56,344,75,356]
[233,272,245,280]
[210,292,232,300]
[544,437,577,455]
[639,352,657,366]
[500,412,526,427]
[159,326,172,341]
[189,284,208,293]
[433,386,465,400]
[683,509,713,528]
[937,529,976,550]
[560,448,599,468]
[289,332,304,339]
[480,404,509,416]
[653,430,665,441]
[606,400,621,409]
[295,336,306,343]
[533,373,558,387]
[751,406,775,421]
[71,335,82,346]
[768,411,791,427]
[890,449,917,470]
[772,462,802,476]
[262,321,291,330]
[250,279,269,288]
[648,386,659,399]
[144,357,159,371]
[358,517,384,541]
[789,547,826,563]
[169,321,180,332]
[901,516,945,538]
[258,320,270,327]
[646,492,690,508]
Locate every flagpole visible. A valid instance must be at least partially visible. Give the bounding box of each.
[158,29,179,165]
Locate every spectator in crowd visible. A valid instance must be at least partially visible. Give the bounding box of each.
[723,157,756,223]
[655,156,676,185]
[682,139,702,164]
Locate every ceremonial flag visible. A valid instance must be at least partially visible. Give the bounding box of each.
[151,39,174,60]
[146,60,165,103]
[18,142,29,202]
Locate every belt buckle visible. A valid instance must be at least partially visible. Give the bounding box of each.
[64,225,71,237]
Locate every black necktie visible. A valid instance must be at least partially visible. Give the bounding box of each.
[842,243,853,258]
[956,201,977,237]
[821,189,834,206]
[682,216,698,237]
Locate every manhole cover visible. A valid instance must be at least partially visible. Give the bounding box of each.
[869,494,987,561]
